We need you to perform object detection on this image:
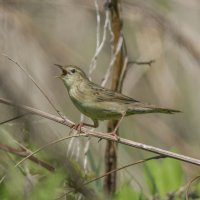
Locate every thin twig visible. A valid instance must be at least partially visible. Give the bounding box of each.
[82,0,101,175]
[85,155,165,185]
[0,113,29,125]
[15,134,87,169]
[1,134,98,200]
[2,54,64,119]
[88,0,101,75]
[89,9,110,74]
[101,35,124,87]
[128,60,155,66]
[186,175,200,200]
[56,155,165,199]
[94,0,100,51]
[119,59,155,90]
[118,55,128,91]
[89,0,101,76]
[1,97,200,166]
[83,137,91,173]
[124,1,200,66]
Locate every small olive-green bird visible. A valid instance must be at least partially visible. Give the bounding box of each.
[55,64,180,136]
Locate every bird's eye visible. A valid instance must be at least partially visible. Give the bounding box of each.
[71,69,76,74]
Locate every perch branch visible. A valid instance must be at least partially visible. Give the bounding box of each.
[1,97,200,166]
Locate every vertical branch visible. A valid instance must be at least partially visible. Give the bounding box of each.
[104,0,124,196]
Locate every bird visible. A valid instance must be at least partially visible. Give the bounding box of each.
[55,64,180,138]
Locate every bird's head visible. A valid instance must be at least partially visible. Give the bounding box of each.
[55,64,89,88]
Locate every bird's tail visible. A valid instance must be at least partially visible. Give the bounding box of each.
[146,106,180,114]
[128,103,181,114]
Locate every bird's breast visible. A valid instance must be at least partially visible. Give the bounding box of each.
[68,84,93,116]
[68,84,129,120]
[69,84,87,103]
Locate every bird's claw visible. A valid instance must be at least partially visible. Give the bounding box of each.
[98,138,102,143]
[98,131,119,142]
[109,132,120,141]
[71,123,83,134]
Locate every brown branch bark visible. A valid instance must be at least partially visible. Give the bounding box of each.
[0,143,55,172]
[104,0,124,195]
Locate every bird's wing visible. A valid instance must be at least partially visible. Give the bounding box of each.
[89,82,139,103]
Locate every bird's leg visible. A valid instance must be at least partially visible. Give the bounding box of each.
[71,119,99,133]
[85,119,99,128]
[109,111,126,140]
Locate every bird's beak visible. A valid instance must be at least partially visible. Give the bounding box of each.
[54,75,62,79]
[54,64,64,70]
[54,64,67,77]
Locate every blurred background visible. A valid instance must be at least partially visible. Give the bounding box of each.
[0,0,200,199]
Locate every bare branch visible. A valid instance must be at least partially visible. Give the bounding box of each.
[85,155,165,185]
[15,134,86,168]
[0,113,29,125]
[1,97,200,166]
[128,60,155,66]
[101,35,124,87]
[0,143,55,171]
[89,9,111,74]
[1,54,65,119]
[93,0,100,50]
[124,1,200,66]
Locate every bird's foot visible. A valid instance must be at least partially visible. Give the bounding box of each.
[71,122,83,134]
[98,131,119,142]
[98,138,102,143]
[109,131,120,141]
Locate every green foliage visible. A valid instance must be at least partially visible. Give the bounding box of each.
[116,183,146,200]
[114,158,186,200]
[190,177,200,199]
[0,158,66,200]
[29,170,65,200]
[196,178,200,192]
[0,167,24,200]
[144,158,184,198]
